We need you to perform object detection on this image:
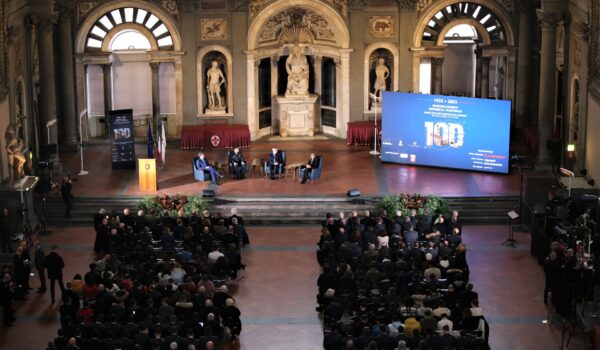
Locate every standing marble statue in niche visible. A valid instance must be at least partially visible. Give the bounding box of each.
[206,60,227,111]
[285,44,310,97]
[373,58,390,99]
[5,117,27,184]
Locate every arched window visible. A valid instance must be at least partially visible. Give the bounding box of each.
[444,24,478,43]
[85,7,174,51]
[109,29,151,51]
[423,2,505,44]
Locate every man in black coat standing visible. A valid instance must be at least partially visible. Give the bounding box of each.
[44,245,65,304]
[0,272,15,327]
[34,240,47,294]
[61,175,74,218]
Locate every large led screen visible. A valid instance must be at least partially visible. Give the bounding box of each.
[381,92,511,174]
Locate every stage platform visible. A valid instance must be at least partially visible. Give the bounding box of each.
[54,139,519,198]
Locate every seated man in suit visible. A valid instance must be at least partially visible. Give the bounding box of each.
[267,148,283,180]
[194,152,223,185]
[300,153,320,184]
[229,148,247,179]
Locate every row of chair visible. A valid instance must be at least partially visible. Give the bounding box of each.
[193,150,323,183]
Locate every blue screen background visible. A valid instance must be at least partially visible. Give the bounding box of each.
[380,92,511,174]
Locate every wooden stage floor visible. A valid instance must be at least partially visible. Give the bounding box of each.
[56,140,519,198]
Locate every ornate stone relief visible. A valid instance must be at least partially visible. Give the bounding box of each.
[228,0,249,12]
[589,0,600,100]
[349,0,367,9]
[573,39,582,68]
[162,0,179,14]
[416,0,433,14]
[250,0,347,18]
[249,0,270,17]
[201,18,228,40]
[369,16,394,37]
[258,8,336,47]
[176,0,199,12]
[0,0,6,100]
[398,0,416,10]
[77,2,96,24]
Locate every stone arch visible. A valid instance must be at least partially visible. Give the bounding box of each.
[413,0,515,48]
[435,19,492,46]
[364,43,399,111]
[247,0,350,50]
[75,0,182,54]
[197,45,234,116]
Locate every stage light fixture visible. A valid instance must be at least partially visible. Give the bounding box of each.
[346,189,361,198]
[202,189,216,198]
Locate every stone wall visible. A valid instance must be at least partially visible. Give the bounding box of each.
[585,96,600,183]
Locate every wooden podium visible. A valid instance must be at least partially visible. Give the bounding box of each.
[138,159,157,191]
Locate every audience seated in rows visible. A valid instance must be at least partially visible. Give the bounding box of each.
[316,209,490,350]
[46,208,249,350]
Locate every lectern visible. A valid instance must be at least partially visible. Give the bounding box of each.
[138,159,157,191]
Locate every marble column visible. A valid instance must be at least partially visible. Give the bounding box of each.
[515,3,533,128]
[246,52,257,139]
[37,15,57,147]
[101,63,112,137]
[474,49,482,98]
[481,57,490,98]
[536,13,558,164]
[57,8,78,145]
[313,56,323,133]
[339,49,351,137]
[270,56,279,132]
[150,62,160,130]
[432,58,444,95]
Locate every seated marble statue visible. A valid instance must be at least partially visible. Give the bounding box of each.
[285,44,310,97]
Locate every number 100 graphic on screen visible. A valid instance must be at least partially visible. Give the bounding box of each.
[424,122,464,148]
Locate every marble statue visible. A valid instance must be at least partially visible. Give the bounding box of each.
[206,60,227,110]
[285,44,310,97]
[373,57,390,99]
[5,117,26,183]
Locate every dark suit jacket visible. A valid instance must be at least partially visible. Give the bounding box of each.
[268,151,283,165]
[306,156,320,168]
[34,247,45,271]
[230,152,245,166]
[44,251,65,279]
[194,157,210,170]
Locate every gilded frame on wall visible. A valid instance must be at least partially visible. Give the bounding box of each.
[369,16,394,38]
[201,18,228,41]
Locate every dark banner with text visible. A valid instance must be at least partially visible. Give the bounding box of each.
[109,109,136,170]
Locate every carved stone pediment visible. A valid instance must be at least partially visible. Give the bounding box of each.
[77,2,96,24]
[250,0,347,18]
[258,8,336,47]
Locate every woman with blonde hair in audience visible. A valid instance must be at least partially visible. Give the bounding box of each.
[70,274,84,296]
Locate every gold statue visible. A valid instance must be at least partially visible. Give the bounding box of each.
[5,117,27,183]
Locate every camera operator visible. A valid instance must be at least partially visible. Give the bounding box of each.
[0,208,12,254]
[61,175,74,218]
